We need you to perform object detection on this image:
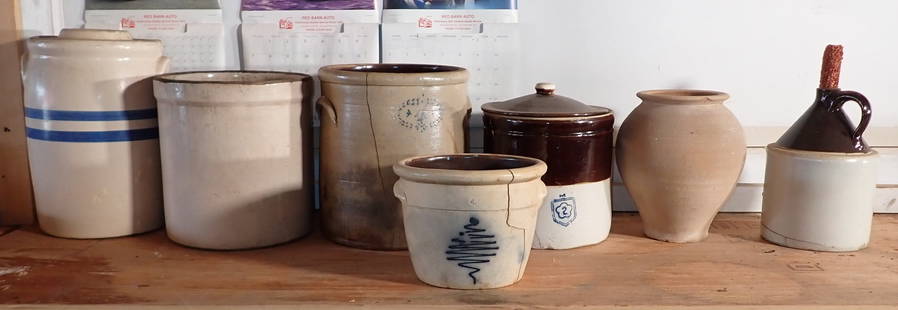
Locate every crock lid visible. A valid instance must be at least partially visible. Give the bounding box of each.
[57,29,134,41]
[27,29,163,56]
[482,83,612,118]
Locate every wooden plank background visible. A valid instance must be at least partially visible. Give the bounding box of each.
[0,0,33,225]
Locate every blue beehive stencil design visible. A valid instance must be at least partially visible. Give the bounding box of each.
[445,217,499,284]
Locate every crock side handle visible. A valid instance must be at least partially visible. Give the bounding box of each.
[392,181,407,203]
[832,90,872,141]
[19,52,27,80]
[317,96,338,125]
[156,56,171,75]
[462,98,473,152]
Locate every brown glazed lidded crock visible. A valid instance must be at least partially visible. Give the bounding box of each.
[482,83,614,249]
[482,83,613,185]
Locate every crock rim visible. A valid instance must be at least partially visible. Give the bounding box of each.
[393,153,547,185]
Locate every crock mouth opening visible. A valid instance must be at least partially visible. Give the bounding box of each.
[333,63,465,74]
[154,71,310,85]
[405,154,540,171]
[637,89,730,103]
[395,153,547,185]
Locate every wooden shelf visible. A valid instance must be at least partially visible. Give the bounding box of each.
[2,213,898,309]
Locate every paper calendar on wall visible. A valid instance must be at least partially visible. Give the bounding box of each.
[240,1,380,75]
[240,0,380,127]
[381,1,520,120]
[84,0,226,72]
[382,23,520,110]
[240,22,379,76]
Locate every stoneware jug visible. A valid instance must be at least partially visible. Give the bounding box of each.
[22,29,168,239]
[482,83,614,249]
[393,154,548,289]
[616,90,746,243]
[153,71,314,250]
[775,89,871,153]
[318,64,471,250]
[761,145,878,251]
[761,45,879,252]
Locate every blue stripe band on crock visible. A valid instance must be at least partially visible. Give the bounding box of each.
[26,127,159,142]
[24,108,158,121]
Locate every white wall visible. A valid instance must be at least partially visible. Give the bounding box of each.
[26,0,898,131]
[18,0,898,212]
[517,0,898,129]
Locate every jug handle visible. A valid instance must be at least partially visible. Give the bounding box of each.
[156,56,171,75]
[832,90,872,141]
[317,96,338,125]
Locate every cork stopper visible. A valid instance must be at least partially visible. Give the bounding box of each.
[819,45,843,89]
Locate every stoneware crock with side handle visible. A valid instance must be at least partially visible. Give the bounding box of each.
[482,82,614,250]
[153,71,314,250]
[615,89,746,243]
[318,64,471,250]
[22,29,168,239]
[393,154,548,289]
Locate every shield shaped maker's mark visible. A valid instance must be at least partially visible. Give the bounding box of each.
[551,194,577,227]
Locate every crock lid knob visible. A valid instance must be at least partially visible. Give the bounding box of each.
[535,82,556,95]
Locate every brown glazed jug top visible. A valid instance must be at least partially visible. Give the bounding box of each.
[775,88,872,153]
[776,45,873,153]
[481,83,611,118]
[482,83,614,186]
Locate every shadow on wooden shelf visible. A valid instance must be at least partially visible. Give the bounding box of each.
[1,212,898,309]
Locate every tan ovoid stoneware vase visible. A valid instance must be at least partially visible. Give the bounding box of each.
[153,71,314,250]
[22,29,168,239]
[318,64,471,250]
[616,90,746,243]
[393,154,548,289]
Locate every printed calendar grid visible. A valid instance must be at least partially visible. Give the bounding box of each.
[382,23,521,111]
[84,10,227,72]
[241,23,381,126]
[132,29,225,71]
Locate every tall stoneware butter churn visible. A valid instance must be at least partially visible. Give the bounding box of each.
[22,29,168,238]
[616,89,746,243]
[153,71,314,250]
[393,154,547,289]
[318,64,471,250]
[482,83,614,249]
[762,45,878,252]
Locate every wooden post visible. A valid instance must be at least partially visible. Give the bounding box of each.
[0,0,35,225]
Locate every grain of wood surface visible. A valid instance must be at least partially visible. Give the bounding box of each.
[1,213,897,308]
